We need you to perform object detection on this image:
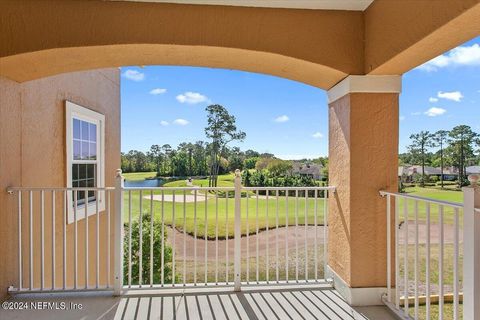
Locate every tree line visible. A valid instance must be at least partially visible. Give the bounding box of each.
[121,142,268,178]
[121,104,329,188]
[401,125,480,188]
[121,143,328,182]
[122,104,263,186]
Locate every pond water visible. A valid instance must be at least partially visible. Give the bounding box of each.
[124,178,164,188]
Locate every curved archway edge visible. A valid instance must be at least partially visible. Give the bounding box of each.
[0,44,347,90]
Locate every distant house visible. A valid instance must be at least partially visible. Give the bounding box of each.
[292,162,323,180]
[442,166,459,181]
[467,166,480,175]
[398,165,480,182]
[398,165,458,182]
[402,165,441,176]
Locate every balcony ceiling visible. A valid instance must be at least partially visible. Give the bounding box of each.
[116,0,375,11]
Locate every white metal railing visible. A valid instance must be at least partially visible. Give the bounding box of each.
[240,186,333,285]
[7,171,334,295]
[380,190,463,320]
[119,170,335,291]
[6,187,115,293]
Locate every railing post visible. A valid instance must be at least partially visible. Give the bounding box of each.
[234,169,242,291]
[113,169,124,295]
[463,174,480,320]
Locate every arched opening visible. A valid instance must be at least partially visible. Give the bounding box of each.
[0,44,347,90]
[119,65,330,285]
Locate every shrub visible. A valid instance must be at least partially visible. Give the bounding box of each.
[423,183,436,187]
[436,180,458,186]
[123,212,174,285]
[243,157,258,170]
[215,190,249,198]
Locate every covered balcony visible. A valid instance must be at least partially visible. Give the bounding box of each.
[1,1,480,319]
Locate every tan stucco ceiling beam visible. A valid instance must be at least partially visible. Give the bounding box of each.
[1,0,480,88]
[364,0,480,75]
[0,0,364,88]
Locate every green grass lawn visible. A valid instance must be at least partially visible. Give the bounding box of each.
[122,175,463,236]
[123,171,157,180]
[404,186,463,203]
[163,173,235,188]
[417,303,462,320]
[397,186,463,226]
[394,244,463,319]
[396,187,464,320]
[124,190,326,239]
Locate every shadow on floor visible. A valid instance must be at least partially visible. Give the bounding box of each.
[1,287,397,320]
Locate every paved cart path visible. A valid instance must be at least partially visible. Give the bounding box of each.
[166,221,461,261]
[166,226,326,260]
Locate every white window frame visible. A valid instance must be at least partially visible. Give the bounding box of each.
[66,101,105,224]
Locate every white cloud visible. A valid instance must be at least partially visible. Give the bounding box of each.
[160,120,169,126]
[122,69,145,81]
[429,97,439,103]
[417,44,480,71]
[173,118,189,126]
[437,91,463,102]
[399,115,406,121]
[150,88,167,95]
[424,107,447,117]
[176,92,209,104]
[312,132,324,139]
[274,115,289,123]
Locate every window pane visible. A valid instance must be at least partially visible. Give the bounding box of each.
[81,142,89,159]
[89,123,97,142]
[79,164,87,180]
[87,164,95,180]
[72,164,79,181]
[87,178,95,199]
[70,113,101,209]
[79,180,86,201]
[73,119,81,139]
[89,142,97,159]
[73,140,81,160]
[81,121,89,140]
[87,178,95,188]
[77,182,85,203]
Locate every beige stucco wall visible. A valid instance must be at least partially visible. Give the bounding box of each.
[0,69,120,300]
[328,93,398,288]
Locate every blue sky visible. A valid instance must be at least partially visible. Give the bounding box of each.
[121,37,480,159]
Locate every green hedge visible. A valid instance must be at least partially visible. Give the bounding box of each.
[436,181,458,186]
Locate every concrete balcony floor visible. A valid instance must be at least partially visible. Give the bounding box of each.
[0,285,397,320]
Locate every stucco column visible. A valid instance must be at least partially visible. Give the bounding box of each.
[326,75,401,306]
